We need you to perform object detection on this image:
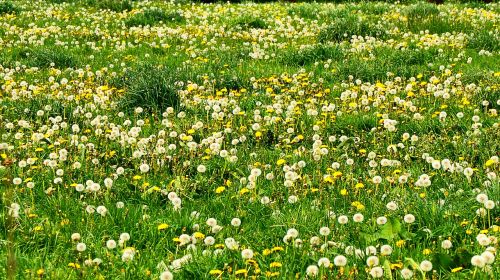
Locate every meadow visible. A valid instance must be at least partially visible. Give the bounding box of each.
[0,0,499,279]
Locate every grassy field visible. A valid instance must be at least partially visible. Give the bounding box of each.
[0,0,499,279]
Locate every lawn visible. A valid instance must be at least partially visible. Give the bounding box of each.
[0,0,499,279]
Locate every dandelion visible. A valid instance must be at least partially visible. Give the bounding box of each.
[197,165,206,173]
[140,163,150,173]
[403,214,415,224]
[160,271,173,280]
[106,240,117,249]
[400,268,413,279]
[306,265,319,277]
[241,249,253,259]
[71,233,81,241]
[471,255,485,268]
[386,202,398,211]
[231,218,241,227]
[376,216,387,225]
[484,200,495,210]
[441,240,452,249]
[366,256,379,267]
[369,267,383,278]
[318,257,330,267]
[333,255,347,267]
[353,213,364,223]
[319,227,330,236]
[76,243,86,252]
[419,260,432,272]
[338,215,349,224]
[380,245,392,256]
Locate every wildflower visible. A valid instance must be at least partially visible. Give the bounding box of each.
[158,223,169,231]
[76,243,86,252]
[370,267,384,278]
[419,260,432,272]
[241,249,253,259]
[306,265,319,277]
[318,257,330,267]
[333,255,347,267]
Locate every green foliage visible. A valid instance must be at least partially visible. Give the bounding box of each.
[233,15,267,30]
[118,63,182,112]
[318,16,386,43]
[404,2,440,19]
[15,47,80,69]
[281,44,344,66]
[125,8,184,27]
[0,1,18,14]
[287,3,321,19]
[86,0,132,12]
[467,31,500,52]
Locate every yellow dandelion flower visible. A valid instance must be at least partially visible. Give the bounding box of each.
[209,269,223,276]
[451,267,463,273]
[235,269,247,276]
[215,186,225,194]
[485,159,495,167]
[68,263,80,269]
[396,240,406,247]
[193,232,205,239]
[271,246,284,252]
[239,188,249,195]
[276,159,286,165]
[422,249,432,255]
[157,223,169,231]
[270,262,282,268]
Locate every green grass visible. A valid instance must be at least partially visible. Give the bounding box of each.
[1,1,499,279]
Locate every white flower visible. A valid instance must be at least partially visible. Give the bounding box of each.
[380,245,392,256]
[287,228,299,238]
[481,251,495,264]
[353,213,364,223]
[376,216,387,225]
[400,268,413,279]
[231,218,241,227]
[366,256,379,267]
[318,257,330,267]
[204,236,215,246]
[241,249,253,259]
[403,214,415,224]
[76,242,86,252]
[106,239,117,249]
[441,240,452,249]
[139,163,150,173]
[96,206,108,216]
[419,260,432,272]
[484,200,495,210]
[386,201,398,211]
[197,165,206,173]
[319,227,330,236]
[120,233,130,242]
[370,267,384,278]
[71,233,81,241]
[471,255,485,268]
[476,193,488,203]
[338,215,349,224]
[160,271,173,280]
[288,195,298,203]
[206,218,217,227]
[306,265,319,277]
[333,255,347,267]
[121,248,135,262]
